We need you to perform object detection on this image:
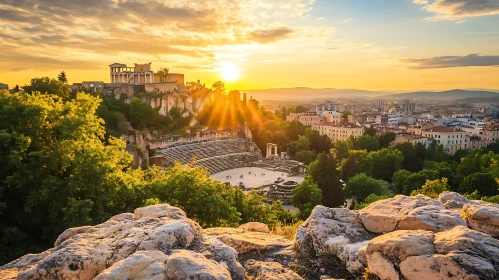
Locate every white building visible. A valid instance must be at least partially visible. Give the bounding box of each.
[312,122,364,143]
[423,126,469,154]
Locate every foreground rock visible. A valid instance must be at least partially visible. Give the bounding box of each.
[204,227,295,266]
[359,195,465,233]
[439,192,499,238]
[295,206,376,274]
[366,226,499,280]
[244,259,303,280]
[0,204,244,280]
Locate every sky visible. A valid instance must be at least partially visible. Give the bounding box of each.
[1,0,499,91]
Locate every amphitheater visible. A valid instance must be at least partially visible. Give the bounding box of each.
[154,137,261,174]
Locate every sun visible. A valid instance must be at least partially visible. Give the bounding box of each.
[221,62,240,82]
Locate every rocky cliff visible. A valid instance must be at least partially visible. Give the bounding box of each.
[2,192,499,280]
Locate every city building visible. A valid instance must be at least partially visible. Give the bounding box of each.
[0,83,8,90]
[312,122,364,143]
[286,113,323,126]
[322,111,342,124]
[391,133,430,148]
[422,126,469,154]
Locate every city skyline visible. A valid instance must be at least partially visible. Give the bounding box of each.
[1,0,499,91]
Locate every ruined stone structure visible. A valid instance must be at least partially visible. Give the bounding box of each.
[267,180,299,204]
[110,63,155,84]
[266,143,278,158]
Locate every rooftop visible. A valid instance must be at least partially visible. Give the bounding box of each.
[426,126,464,133]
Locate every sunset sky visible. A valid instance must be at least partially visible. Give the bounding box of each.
[1,0,499,91]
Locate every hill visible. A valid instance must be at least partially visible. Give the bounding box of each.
[381,89,499,101]
[243,87,389,100]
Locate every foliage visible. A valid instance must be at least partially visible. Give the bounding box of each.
[157,67,169,82]
[309,153,344,207]
[295,150,315,165]
[377,132,396,148]
[22,77,70,100]
[0,90,134,264]
[291,176,322,219]
[411,178,450,199]
[392,169,440,195]
[353,135,380,152]
[369,148,404,182]
[129,97,153,129]
[344,173,389,203]
[57,71,68,84]
[459,172,499,198]
[271,220,304,241]
[393,142,424,172]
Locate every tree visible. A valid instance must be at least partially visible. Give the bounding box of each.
[392,169,412,194]
[369,148,404,182]
[341,111,349,122]
[0,91,135,264]
[377,132,396,148]
[305,129,333,154]
[13,85,20,93]
[294,105,308,113]
[364,126,377,137]
[344,173,389,203]
[294,136,310,152]
[459,172,499,197]
[157,67,169,82]
[353,135,380,152]
[129,98,152,129]
[212,80,226,95]
[411,178,450,199]
[354,194,392,210]
[340,149,373,180]
[23,77,70,100]
[310,153,344,207]
[295,150,315,166]
[394,142,424,172]
[57,71,68,84]
[291,176,322,219]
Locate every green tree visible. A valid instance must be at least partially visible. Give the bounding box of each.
[344,173,389,203]
[0,90,135,264]
[129,98,151,129]
[23,77,70,100]
[377,132,396,148]
[364,126,377,137]
[295,150,315,165]
[369,148,404,182]
[354,194,392,210]
[310,153,344,207]
[57,71,68,84]
[353,135,380,152]
[291,176,322,219]
[411,178,450,199]
[459,172,499,197]
[294,136,311,152]
[391,169,412,194]
[305,128,333,154]
[394,142,424,172]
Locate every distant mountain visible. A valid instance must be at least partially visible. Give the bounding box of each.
[381,89,499,101]
[243,87,389,100]
[241,88,499,102]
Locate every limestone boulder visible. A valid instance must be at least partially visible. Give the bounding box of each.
[461,204,499,239]
[238,222,270,233]
[94,250,167,280]
[294,206,376,274]
[0,250,53,280]
[204,227,295,267]
[165,250,231,280]
[366,226,499,280]
[244,259,303,280]
[398,205,466,232]
[202,237,245,280]
[438,192,499,237]
[10,204,204,280]
[358,195,443,233]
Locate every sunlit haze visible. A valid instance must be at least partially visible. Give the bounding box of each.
[1,0,499,91]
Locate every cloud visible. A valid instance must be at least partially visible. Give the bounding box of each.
[413,0,499,20]
[0,0,324,76]
[248,27,294,43]
[402,53,499,69]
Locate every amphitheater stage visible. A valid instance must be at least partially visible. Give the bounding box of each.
[211,167,304,189]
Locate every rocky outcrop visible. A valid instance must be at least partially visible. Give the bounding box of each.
[359,195,464,233]
[295,206,376,274]
[4,193,499,280]
[438,192,499,238]
[244,259,303,280]
[366,226,499,280]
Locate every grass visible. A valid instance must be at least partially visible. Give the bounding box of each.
[270,220,304,240]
